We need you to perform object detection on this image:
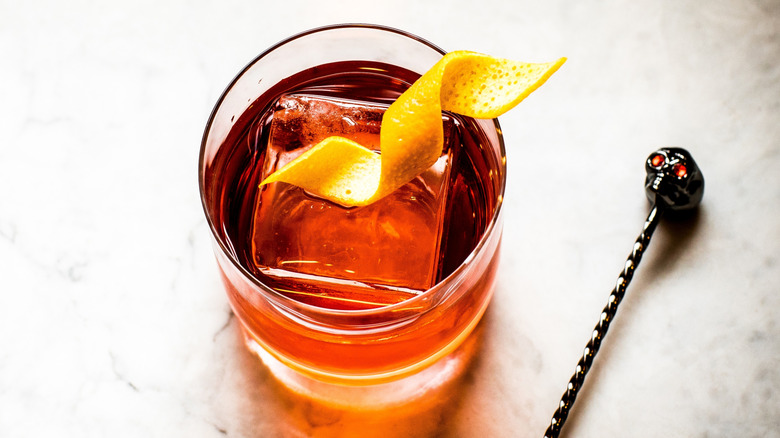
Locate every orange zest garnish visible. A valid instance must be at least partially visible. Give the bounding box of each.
[260,51,566,207]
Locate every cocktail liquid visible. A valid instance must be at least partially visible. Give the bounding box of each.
[209,61,500,311]
[205,60,503,378]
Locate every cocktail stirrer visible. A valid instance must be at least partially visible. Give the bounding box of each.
[543,147,704,438]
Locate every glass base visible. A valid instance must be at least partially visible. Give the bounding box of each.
[242,323,484,411]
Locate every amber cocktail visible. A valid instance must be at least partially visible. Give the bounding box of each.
[199,25,505,386]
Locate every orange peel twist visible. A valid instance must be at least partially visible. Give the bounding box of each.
[260,51,566,207]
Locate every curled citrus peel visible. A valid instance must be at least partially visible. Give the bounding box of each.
[260,51,566,207]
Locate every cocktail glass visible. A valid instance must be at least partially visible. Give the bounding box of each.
[199,24,506,403]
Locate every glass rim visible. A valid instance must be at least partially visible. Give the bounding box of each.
[198,23,507,318]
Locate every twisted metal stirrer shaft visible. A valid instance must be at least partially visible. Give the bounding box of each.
[543,205,662,438]
[542,147,704,437]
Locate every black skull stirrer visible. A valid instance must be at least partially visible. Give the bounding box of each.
[543,148,704,438]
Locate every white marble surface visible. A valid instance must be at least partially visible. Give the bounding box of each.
[2,1,779,437]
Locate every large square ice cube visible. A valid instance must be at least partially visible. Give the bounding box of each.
[251,94,459,306]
